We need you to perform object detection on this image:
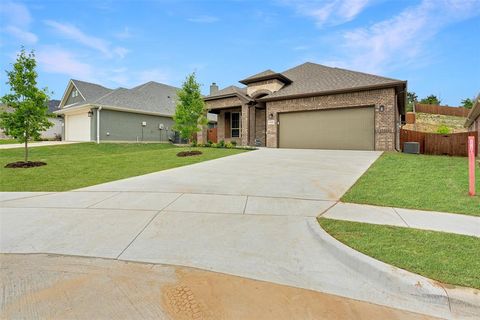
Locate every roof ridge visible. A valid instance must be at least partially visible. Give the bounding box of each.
[93,87,127,103]
[71,79,113,90]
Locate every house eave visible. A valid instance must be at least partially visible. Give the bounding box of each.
[464,95,480,128]
[55,103,174,118]
[239,73,293,85]
[258,81,407,103]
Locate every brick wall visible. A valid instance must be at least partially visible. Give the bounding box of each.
[265,88,397,150]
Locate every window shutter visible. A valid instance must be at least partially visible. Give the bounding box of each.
[225,112,231,138]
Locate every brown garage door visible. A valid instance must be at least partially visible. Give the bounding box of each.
[278,107,375,150]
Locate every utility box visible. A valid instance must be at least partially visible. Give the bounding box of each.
[403,142,420,154]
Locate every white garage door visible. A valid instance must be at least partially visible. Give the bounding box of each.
[66,112,91,141]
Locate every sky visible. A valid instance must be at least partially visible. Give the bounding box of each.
[0,0,479,106]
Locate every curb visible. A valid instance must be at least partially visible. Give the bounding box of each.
[307,219,480,320]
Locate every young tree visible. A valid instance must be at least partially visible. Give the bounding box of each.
[172,72,207,144]
[406,91,417,112]
[419,94,441,105]
[461,98,474,109]
[1,48,52,162]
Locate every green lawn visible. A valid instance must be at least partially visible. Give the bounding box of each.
[319,218,480,289]
[0,143,248,191]
[342,152,480,216]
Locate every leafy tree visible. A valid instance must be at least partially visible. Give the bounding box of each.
[172,72,207,144]
[0,48,52,162]
[461,98,474,109]
[406,91,417,112]
[419,94,441,105]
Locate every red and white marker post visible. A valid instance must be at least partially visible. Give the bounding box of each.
[468,136,476,196]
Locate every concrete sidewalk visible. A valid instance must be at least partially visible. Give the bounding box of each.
[322,202,480,237]
[0,141,79,149]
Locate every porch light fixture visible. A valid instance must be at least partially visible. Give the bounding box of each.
[379,105,385,112]
[268,113,274,119]
[87,110,94,117]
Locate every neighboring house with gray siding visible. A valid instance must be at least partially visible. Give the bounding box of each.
[1,100,63,140]
[198,62,407,151]
[55,79,180,143]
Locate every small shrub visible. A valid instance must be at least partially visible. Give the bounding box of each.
[207,140,213,146]
[437,124,451,134]
[225,142,234,148]
[231,140,237,146]
[191,140,197,147]
[218,140,225,147]
[211,143,218,148]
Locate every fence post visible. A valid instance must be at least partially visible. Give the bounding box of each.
[468,136,475,196]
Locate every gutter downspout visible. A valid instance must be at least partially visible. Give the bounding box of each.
[96,106,102,144]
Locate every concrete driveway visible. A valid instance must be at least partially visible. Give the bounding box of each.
[2,148,454,318]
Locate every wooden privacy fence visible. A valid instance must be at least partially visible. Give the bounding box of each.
[400,129,478,157]
[415,104,470,117]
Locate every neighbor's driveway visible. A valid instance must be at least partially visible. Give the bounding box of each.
[0,141,79,149]
[2,149,449,316]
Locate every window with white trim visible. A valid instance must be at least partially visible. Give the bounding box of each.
[231,112,240,138]
[72,89,78,98]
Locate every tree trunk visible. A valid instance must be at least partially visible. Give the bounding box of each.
[24,140,28,162]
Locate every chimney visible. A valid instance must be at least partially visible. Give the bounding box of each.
[210,82,219,95]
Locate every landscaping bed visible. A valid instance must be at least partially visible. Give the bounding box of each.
[0,143,248,191]
[318,218,480,289]
[342,152,480,216]
[5,161,47,168]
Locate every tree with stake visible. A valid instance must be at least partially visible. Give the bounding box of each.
[0,48,53,166]
[173,72,207,154]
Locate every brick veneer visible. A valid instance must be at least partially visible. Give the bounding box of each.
[265,88,398,150]
[202,87,399,150]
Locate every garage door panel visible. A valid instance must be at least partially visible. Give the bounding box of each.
[66,113,91,142]
[279,107,374,150]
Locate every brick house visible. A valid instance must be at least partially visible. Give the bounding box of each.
[198,62,407,151]
[465,94,480,149]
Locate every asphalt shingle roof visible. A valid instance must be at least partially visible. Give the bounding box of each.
[64,80,179,116]
[71,79,113,102]
[205,85,251,101]
[240,69,276,82]
[262,62,404,99]
[95,81,178,115]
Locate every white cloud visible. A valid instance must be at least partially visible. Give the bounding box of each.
[187,15,219,23]
[0,1,38,44]
[44,20,128,59]
[282,0,371,26]
[115,27,132,40]
[0,1,32,26]
[113,47,129,59]
[36,47,94,80]
[3,25,37,44]
[328,0,480,73]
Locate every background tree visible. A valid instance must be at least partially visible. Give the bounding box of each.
[461,98,473,109]
[406,91,417,112]
[419,94,441,105]
[173,72,207,144]
[0,48,52,162]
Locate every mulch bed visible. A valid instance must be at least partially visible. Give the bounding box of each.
[5,161,47,169]
[176,151,202,157]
